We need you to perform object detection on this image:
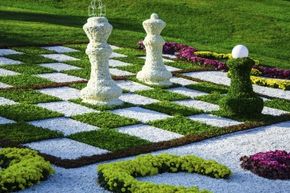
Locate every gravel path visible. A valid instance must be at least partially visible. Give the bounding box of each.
[20,121,290,193]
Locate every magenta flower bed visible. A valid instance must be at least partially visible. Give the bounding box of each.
[137,41,290,79]
[240,150,290,180]
[138,41,227,71]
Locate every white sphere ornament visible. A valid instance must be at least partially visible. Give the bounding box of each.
[232,45,249,59]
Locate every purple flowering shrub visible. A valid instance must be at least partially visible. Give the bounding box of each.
[240,150,290,180]
[137,41,290,79]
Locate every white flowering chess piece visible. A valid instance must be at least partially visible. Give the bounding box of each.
[80,16,123,106]
[137,13,172,86]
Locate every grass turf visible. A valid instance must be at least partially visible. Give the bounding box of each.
[0,122,63,144]
[72,112,140,129]
[69,129,150,151]
[0,0,290,69]
[0,104,63,121]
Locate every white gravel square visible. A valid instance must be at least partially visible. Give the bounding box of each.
[42,46,78,53]
[165,65,181,72]
[40,63,81,72]
[163,54,177,59]
[139,56,173,63]
[0,57,22,65]
[262,107,289,116]
[110,45,120,50]
[183,71,230,86]
[29,117,99,136]
[174,99,219,112]
[170,77,197,86]
[38,86,80,100]
[37,101,98,117]
[110,52,127,58]
[168,87,208,98]
[119,93,159,105]
[188,114,243,127]
[109,68,134,76]
[116,80,152,92]
[0,82,12,88]
[36,73,85,83]
[0,68,19,76]
[0,116,15,125]
[0,97,17,106]
[117,124,183,142]
[24,138,109,159]
[0,49,22,56]
[184,71,290,100]
[41,54,79,62]
[112,107,171,123]
[109,59,132,67]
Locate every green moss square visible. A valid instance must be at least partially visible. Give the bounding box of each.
[6,53,55,64]
[0,89,60,104]
[149,115,217,135]
[186,82,228,94]
[72,112,139,129]
[69,129,150,152]
[0,123,63,144]
[71,99,134,111]
[0,74,51,87]
[265,99,290,112]
[2,64,55,75]
[0,104,63,121]
[118,64,142,73]
[13,47,55,55]
[65,68,89,79]
[137,88,190,101]
[143,101,203,116]
[195,92,224,105]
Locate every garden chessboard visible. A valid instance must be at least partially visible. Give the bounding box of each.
[0,45,289,168]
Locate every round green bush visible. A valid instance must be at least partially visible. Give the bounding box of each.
[97,154,231,193]
[220,58,264,117]
[0,148,54,193]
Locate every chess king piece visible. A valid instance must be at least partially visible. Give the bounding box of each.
[137,13,172,86]
[80,16,123,106]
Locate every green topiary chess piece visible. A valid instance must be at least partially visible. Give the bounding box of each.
[220,45,264,117]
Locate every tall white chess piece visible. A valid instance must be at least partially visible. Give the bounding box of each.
[81,1,122,106]
[137,13,172,86]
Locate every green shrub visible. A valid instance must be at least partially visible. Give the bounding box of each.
[0,148,54,193]
[98,154,231,193]
[220,58,264,117]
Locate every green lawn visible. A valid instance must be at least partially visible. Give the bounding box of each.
[0,0,290,69]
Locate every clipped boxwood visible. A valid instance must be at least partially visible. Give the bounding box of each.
[0,148,54,192]
[220,58,264,117]
[98,154,231,193]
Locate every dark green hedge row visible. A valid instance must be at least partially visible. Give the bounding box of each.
[98,154,231,193]
[0,148,54,193]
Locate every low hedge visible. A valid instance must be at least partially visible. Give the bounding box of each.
[0,148,54,192]
[97,154,231,193]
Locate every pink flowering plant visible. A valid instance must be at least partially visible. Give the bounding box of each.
[240,150,290,180]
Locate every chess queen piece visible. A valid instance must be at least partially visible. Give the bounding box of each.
[137,13,172,86]
[80,7,122,106]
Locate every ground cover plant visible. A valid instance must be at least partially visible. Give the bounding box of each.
[98,153,231,193]
[0,148,54,192]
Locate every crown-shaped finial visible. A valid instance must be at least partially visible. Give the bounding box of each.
[88,0,106,17]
